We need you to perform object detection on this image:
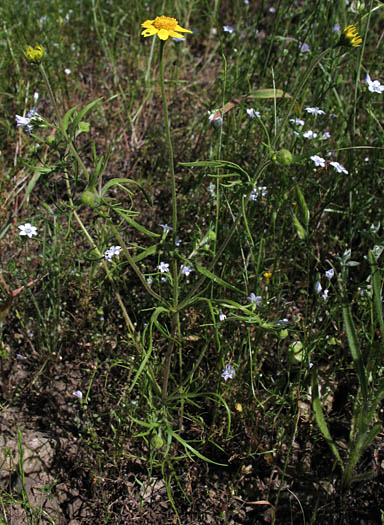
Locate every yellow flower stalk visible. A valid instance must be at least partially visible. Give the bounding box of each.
[141,15,192,41]
[338,25,362,47]
[26,45,45,63]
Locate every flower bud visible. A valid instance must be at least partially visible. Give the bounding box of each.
[151,434,164,449]
[81,190,101,208]
[274,149,294,166]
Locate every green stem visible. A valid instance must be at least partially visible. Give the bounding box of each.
[158,40,181,402]
[39,63,90,182]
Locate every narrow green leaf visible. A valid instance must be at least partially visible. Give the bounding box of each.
[342,300,368,402]
[170,430,227,466]
[292,213,307,240]
[194,262,245,295]
[295,185,309,228]
[311,369,344,468]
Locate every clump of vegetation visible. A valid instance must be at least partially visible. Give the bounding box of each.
[1,0,384,523]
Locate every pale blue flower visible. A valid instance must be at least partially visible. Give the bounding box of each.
[300,43,310,53]
[157,261,169,273]
[181,264,193,276]
[222,364,236,381]
[249,186,267,200]
[104,245,122,261]
[73,390,83,398]
[303,130,318,139]
[18,223,38,238]
[333,24,340,31]
[160,223,172,232]
[247,292,262,306]
[246,108,261,118]
[304,107,325,115]
[315,281,322,293]
[310,155,325,167]
[330,161,348,174]
[289,117,305,126]
[366,73,384,94]
[223,25,235,33]
[325,269,334,279]
[322,289,329,301]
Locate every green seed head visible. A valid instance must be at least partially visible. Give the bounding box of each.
[274,149,294,166]
[81,190,101,208]
[151,434,164,449]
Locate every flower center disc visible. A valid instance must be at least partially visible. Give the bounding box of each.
[153,16,177,31]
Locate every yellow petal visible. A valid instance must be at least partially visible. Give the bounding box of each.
[157,29,170,40]
[141,27,158,37]
[175,24,193,33]
[141,19,155,28]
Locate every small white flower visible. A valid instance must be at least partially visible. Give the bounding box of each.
[315,281,322,293]
[322,131,331,139]
[310,155,326,167]
[269,7,276,12]
[246,108,260,118]
[277,318,289,326]
[208,182,216,197]
[249,186,267,201]
[333,23,340,31]
[303,130,318,139]
[322,289,329,301]
[181,264,193,276]
[33,92,39,103]
[222,363,236,381]
[325,269,334,279]
[289,118,305,126]
[64,68,71,75]
[300,43,310,53]
[304,107,325,115]
[247,292,262,306]
[364,157,369,162]
[104,245,122,261]
[73,390,83,399]
[219,310,227,321]
[15,115,31,127]
[157,261,170,273]
[330,161,348,174]
[175,237,181,247]
[160,223,172,232]
[18,223,38,238]
[223,25,235,33]
[365,73,384,94]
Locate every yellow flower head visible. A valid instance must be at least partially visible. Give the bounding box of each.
[26,45,45,63]
[338,25,362,47]
[264,272,272,284]
[141,15,192,41]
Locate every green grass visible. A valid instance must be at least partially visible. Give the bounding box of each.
[1,0,384,523]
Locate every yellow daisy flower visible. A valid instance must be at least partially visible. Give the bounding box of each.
[141,15,192,41]
[338,25,362,47]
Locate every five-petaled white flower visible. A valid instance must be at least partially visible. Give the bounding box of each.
[18,223,38,238]
[310,155,326,167]
[247,292,262,306]
[246,108,261,118]
[304,107,325,115]
[157,261,170,273]
[303,130,318,139]
[181,264,193,276]
[289,118,305,126]
[222,363,236,381]
[160,223,172,232]
[325,269,334,279]
[365,73,384,94]
[330,161,348,174]
[104,245,122,261]
[249,186,267,201]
